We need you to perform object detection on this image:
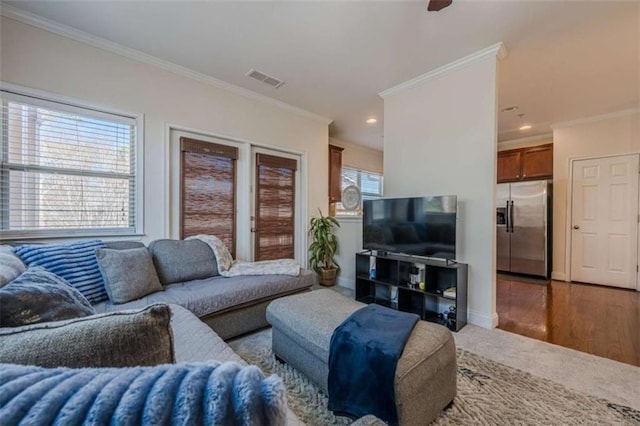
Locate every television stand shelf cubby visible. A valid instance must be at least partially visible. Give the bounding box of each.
[355,251,467,331]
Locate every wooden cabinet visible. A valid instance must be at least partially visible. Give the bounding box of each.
[497,150,522,182]
[498,143,553,183]
[521,144,553,179]
[328,144,344,203]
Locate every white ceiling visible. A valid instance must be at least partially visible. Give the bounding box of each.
[4,1,639,149]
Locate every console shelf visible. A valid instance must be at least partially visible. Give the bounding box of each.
[355,252,467,331]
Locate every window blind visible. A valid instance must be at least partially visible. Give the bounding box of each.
[180,137,238,257]
[254,153,297,261]
[0,91,138,239]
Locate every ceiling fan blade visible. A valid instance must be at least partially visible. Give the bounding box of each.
[428,0,453,12]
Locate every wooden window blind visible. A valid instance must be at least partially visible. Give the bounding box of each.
[254,153,297,261]
[180,137,237,257]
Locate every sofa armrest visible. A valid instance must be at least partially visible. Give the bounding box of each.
[0,304,174,368]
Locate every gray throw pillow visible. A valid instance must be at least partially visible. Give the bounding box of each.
[96,247,163,304]
[148,239,218,285]
[0,245,26,288]
[0,267,95,327]
[0,304,175,368]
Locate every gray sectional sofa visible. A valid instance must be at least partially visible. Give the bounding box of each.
[0,238,315,424]
[87,238,313,339]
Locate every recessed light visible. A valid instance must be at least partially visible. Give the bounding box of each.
[366,118,377,124]
[519,125,532,131]
[502,106,519,113]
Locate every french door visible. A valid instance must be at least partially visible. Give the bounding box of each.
[252,149,299,261]
[180,136,238,257]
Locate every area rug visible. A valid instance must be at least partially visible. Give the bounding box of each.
[229,329,640,426]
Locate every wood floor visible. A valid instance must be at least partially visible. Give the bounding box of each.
[497,276,640,366]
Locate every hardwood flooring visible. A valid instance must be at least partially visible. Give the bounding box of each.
[497,276,640,366]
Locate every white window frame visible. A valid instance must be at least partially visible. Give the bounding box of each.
[0,83,144,240]
[335,166,384,217]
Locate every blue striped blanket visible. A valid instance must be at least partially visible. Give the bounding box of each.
[0,361,286,426]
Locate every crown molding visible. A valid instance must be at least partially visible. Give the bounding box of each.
[0,4,333,125]
[498,133,553,149]
[379,42,507,99]
[551,107,640,130]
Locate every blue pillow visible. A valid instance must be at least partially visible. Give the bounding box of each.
[14,240,107,304]
[0,266,95,327]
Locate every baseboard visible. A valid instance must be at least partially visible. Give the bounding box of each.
[336,276,354,290]
[468,310,499,329]
[551,271,566,281]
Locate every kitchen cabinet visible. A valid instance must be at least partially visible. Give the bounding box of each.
[498,143,553,183]
[328,144,344,203]
[497,150,522,182]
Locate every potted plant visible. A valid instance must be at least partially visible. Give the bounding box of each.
[308,209,340,286]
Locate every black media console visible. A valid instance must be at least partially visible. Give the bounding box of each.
[355,251,468,331]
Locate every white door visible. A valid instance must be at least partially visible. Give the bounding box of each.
[570,154,639,289]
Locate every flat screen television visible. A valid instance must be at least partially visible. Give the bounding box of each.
[362,195,457,259]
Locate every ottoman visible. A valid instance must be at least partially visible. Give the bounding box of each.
[266,289,457,426]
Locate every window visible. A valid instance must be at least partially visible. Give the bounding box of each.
[335,167,383,216]
[0,90,141,239]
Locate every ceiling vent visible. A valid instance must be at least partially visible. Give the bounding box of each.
[246,69,284,88]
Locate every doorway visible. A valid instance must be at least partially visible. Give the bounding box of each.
[251,147,301,261]
[569,153,639,289]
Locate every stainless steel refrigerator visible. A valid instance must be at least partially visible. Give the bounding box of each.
[496,180,552,278]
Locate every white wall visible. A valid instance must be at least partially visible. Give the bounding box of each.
[497,135,553,152]
[381,49,501,329]
[551,110,640,280]
[327,137,384,288]
[329,137,384,173]
[0,17,329,252]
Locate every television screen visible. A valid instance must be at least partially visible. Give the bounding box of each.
[362,196,457,259]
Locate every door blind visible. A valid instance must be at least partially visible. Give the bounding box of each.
[0,91,138,239]
[255,153,297,261]
[180,137,238,257]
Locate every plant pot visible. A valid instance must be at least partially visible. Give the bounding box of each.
[318,268,338,287]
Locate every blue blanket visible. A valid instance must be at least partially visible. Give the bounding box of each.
[0,361,286,426]
[327,304,419,425]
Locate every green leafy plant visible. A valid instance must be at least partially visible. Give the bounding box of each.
[308,209,340,274]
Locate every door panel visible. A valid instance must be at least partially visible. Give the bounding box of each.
[181,137,238,257]
[510,180,548,276]
[496,183,511,271]
[254,152,298,261]
[571,154,639,288]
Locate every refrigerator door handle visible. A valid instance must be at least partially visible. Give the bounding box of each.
[505,201,511,232]
[509,200,515,232]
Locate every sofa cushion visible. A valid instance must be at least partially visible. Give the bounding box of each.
[96,247,163,304]
[0,245,26,288]
[169,304,245,364]
[0,304,174,368]
[93,269,316,318]
[186,235,233,272]
[149,239,218,285]
[13,240,108,304]
[0,267,95,327]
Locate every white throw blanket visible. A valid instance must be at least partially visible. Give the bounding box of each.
[187,235,301,277]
